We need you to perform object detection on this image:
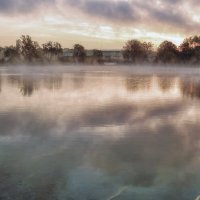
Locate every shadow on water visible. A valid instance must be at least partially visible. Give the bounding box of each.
[0,71,200,200]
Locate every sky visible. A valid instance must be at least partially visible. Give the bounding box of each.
[0,0,199,49]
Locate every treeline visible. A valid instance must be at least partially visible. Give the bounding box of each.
[123,36,200,64]
[0,35,200,65]
[0,35,63,64]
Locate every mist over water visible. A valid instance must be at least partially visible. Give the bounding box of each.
[0,65,200,200]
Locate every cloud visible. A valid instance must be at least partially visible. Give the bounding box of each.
[0,0,195,25]
[0,0,199,50]
[81,0,137,22]
[64,0,137,23]
[63,0,200,32]
[0,0,55,14]
[132,0,200,32]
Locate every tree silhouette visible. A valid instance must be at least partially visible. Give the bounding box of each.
[42,41,63,62]
[93,49,103,64]
[3,46,19,63]
[193,46,200,63]
[0,34,199,65]
[73,44,86,63]
[179,36,200,64]
[156,41,179,63]
[0,47,3,63]
[16,35,41,63]
[123,40,153,63]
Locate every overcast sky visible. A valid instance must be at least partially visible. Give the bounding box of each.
[0,0,199,49]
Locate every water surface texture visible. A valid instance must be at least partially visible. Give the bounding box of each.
[0,67,200,200]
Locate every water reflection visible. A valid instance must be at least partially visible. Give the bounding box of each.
[181,79,200,99]
[1,73,200,100]
[7,75,22,87]
[126,76,151,92]
[158,77,174,92]
[72,72,86,90]
[43,75,63,90]
[20,79,35,97]
[0,71,200,200]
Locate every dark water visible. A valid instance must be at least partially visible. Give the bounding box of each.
[0,68,200,200]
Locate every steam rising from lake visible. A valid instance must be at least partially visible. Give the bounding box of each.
[0,66,200,200]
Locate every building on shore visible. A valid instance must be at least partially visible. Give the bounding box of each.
[61,49,124,63]
[102,50,123,62]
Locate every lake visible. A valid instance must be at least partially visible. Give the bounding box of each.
[0,66,200,200]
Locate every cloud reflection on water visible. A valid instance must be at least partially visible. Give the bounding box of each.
[0,72,200,200]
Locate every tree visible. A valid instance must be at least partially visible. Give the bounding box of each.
[93,49,103,64]
[179,35,200,64]
[193,46,200,63]
[156,41,179,63]
[73,44,86,63]
[42,41,63,62]
[16,35,41,62]
[3,46,19,63]
[123,40,153,63]
[0,47,4,63]
[182,36,200,48]
[179,40,192,62]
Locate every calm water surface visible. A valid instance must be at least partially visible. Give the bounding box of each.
[0,67,200,200]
